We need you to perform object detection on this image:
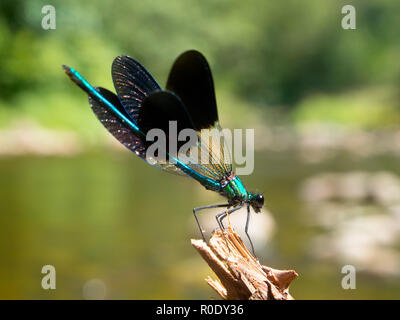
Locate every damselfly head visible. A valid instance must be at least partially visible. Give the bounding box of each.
[250,193,264,213]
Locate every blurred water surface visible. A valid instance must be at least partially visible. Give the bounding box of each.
[0,149,399,299]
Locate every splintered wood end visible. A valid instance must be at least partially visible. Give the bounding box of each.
[191,228,297,300]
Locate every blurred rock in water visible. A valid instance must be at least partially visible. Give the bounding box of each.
[299,171,400,205]
[369,172,400,206]
[0,119,81,156]
[256,124,400,163]
[299,171,400,277]
[309,212,400,277]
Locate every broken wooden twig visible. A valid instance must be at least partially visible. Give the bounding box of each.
[191,227,297,300]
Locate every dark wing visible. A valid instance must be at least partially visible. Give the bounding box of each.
[89,87,146,157]
[138,90,231,181]
[109,51,232,180]
[166,50,218,130]
[166,50,232,178]
[89,87,186,176]
[138,90,195,145]
[112,55,161,121]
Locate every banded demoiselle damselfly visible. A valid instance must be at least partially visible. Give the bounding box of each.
[63,50,264,254]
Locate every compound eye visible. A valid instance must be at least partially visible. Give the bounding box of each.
[256,194,264,208]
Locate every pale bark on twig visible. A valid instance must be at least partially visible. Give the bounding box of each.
[191,227,298,300]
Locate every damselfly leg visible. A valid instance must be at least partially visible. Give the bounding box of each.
[245,204,255,256]
[216,205,243,252]
[193,204,229,242]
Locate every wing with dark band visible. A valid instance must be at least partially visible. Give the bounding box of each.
[166,50,218,130]
[166,50,232,178]
[89,87,186,176]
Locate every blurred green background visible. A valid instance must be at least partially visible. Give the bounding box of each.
[0,0,400,299]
